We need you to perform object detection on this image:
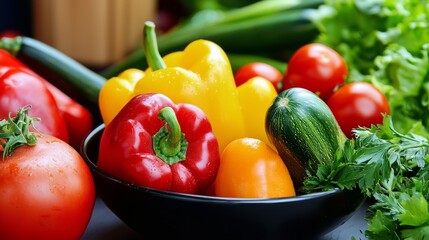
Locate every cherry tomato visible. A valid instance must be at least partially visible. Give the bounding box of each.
[0,133,96,239]
[327,82,390,138]
[234,62,283,92]
[215,138,296,198]
[282,43,348,101]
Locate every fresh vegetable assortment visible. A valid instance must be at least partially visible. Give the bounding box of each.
[280,42,390,140]
[311,0,429,139]
[0,0,426,238]
[102,0,324,78]
[100,21,245,153]
[0,49,69,142]
[0,38,95,149]
[266,87,346,189]
[302,0,429,239]
[99,21,277,151]
[98,93,220,194]
[0,106,95,239]
[303,116,429,239]
[0,36,105,109]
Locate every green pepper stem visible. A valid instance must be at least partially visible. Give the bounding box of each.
[153,107,188,165]
[143,21,166,71]
[159,107,181,153]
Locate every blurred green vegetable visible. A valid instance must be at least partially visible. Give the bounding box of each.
[180,0,261,13]
[102,0,322,78]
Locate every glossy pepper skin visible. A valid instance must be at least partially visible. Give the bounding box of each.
[0,49,93,149]
[99,21,278,152]
[237,76,278,148]
[43,82,93,149]
[99,68,143,124]
[0,50,68,141]
[215,138,296,198]
[98,93,220,194]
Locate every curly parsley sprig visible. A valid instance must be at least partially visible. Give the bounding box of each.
[303,115,429,239]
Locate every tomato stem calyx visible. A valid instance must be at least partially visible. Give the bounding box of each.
[0,105,40,158]
[0,36,22,56]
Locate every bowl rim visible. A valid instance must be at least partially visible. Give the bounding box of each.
[81,124,345,204]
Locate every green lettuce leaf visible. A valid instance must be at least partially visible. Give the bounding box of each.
[312,0,429,75]
[308,2,429,238]
[370,44,429,137]
[312,0,429,137]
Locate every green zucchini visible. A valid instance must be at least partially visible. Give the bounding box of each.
[0,36,105,107]
[265,87,346,190]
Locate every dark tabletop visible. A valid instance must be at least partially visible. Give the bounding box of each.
[82,196,369,240]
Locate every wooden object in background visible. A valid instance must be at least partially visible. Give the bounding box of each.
[32,0,157,67]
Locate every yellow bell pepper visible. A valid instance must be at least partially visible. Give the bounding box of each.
[99,21,277,152]
[237,76,278,148]
[100,22,246,151]
[99,68,144,124]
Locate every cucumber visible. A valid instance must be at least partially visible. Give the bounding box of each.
[157,8,319,54]
[265,87,346,190]
[0,36,105,107]
[102,0,322,78]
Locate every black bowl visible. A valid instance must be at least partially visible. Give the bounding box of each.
[81,124,365,240]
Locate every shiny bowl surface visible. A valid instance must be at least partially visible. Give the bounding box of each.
[81,124,365,240]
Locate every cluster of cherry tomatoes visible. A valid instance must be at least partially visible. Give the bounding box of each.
[234,43,390,139]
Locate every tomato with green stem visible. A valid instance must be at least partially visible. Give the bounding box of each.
[0,106,95,240]
[327,82,390,138]
[282,43,348,101]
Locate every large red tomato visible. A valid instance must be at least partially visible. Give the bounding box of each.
[282,43,348,101]
[327,82,390,138]
[0,132,96,239]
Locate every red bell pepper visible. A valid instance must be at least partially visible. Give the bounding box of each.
[0,48,93,149]
[43,82,93,149]
[0,61,68,142]
[98,93,220,194]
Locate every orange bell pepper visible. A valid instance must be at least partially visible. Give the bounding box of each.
[215,138,296,198]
